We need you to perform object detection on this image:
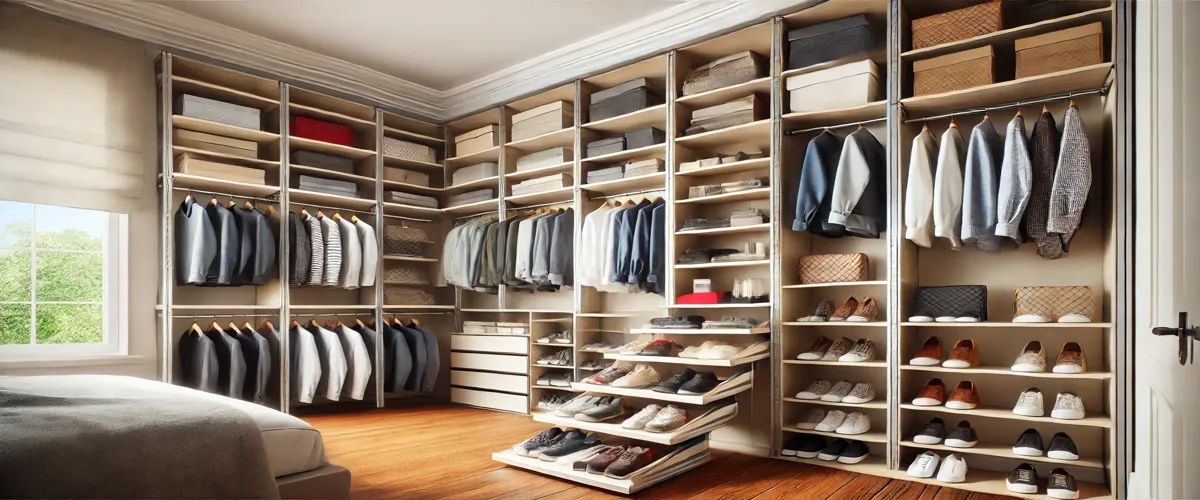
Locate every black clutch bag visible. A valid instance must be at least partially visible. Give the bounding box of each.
[909,285,988,322]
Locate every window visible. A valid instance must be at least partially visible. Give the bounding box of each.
[0,201,125,357]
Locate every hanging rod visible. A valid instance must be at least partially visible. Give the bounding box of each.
[172,313,277,319]
[786,116,888,135]
[290,201,376,216]
[903,87,1109,123]
[588,187,666,201]
[507,198,575,211]
[172,186,280,203]
[380,213,434,223]
[385,311,455,315]
[453,209,500,221]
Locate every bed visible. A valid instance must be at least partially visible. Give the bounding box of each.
[0,375,351,499]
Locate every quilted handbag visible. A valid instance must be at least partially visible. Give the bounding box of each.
[384,223,433,257]
[797,253,868,284]
[384,286,434,306]
[1014,286,1094,323]
[909,285,988,322]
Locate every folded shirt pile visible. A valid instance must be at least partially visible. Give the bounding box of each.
[702,317,762,329]
[388,191,438,209]
[587,165,625,184]
[730,208,767,226]
[679,151,766,172]
[679,218,731,232]
[685,95,762,136]
[298,175,358,198]
[678,248,739,264]
[687,177,768,199]
[448,189,495,207]
[711,242,768,262]
[648,315,706,329]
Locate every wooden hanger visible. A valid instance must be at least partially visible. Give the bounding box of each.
[308,319,321,330]
[301,208,311,217]
[227,322,241,334]
[242,321,255,332]
[353,318,366,328]
[226,199,237,209]
[1069,98,1076,107]
[1043,104,1050,113]
[922,122,930,132]
[316,210,326,218]
[184,193,195,204]
[351,215,360,223]
[324,320,337,329]
[209,197,219,206]
[209,321,223,332]
[391,316,402,326]
[189,322,204,335]
[290,319,301,328]
[410,318,421,327]
[949,116,957,128]
[1016,108,1022,117]
[332,212,342,221]
[244,201,255,211]
[262,320,275,331]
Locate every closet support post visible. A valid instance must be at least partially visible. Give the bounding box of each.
[885,0,903,472]
[157,51,174,383]
[278,83,292,415]
[373,108,386,409]
[768,15,785,458]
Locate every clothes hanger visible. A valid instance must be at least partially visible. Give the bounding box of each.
[353,318,366,328]
[410,318,421,327]
[244,201,255,211]
[209,321,223,332]
[316,210,326,219]
[290,319,301,328]
[184,192,195,204]
[226,198,237,209]
[208,197,219,206]
[949,115,957,128]
[189,322,204,336]
[308,319,321,330]
[1043,104,1050,113]
[351,215,360,223]
[922,122,930,132]
[227,322,241,334]
[300,208,311,217]
[324,320,337,329]
[261,320,275,332]
[242,321,255,332]
[332,212,342,221]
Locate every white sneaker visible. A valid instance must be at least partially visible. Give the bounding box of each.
[821,381,853,402]
[907,451,940,478]
[1011,340,1046,372]
[1013,388,1045,417]
[797,337,832,360]
[843,383,876,404]
[820,337,854,361]
[611,364,660,388]
[698,343,740,360]
[795,380,832,400]
[835,412,870,435]
[1051,392,1086,420]
[936,454,968,483]
[620,404,662,429]
[678,345,702,358]
[645,405,688,433]
[795,408,825,430]
[814,409,847,432]
[838,339,876,363]
[618,340,652,355]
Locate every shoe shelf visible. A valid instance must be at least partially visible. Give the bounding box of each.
[899,440,1106,469]
[534,363,575,370]
[782,359,887,368]
[776,455,889,473]
[900,404,1112,429]
[781,425,888,444]
[895,467,1112,500]
[532,402,738,445]
[901,364,1113,380]
[491,440,712,495]
[782,280,888,289]
[628,327,769,335]
[783,397,887,410]
[533,341,573,346]
[900,322,1113,328]
[570,369,753,405]
[782,321,887,328]
[603,352,769,367]
[531,385,581,392]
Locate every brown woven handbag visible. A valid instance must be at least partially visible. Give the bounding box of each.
[797,253,868,284]
[1014,286,1094,321]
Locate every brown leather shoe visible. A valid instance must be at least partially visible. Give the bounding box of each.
[910,336,942,366]
[580,445,626,474]
[946,381,980,410]
[829,297,859,321]
[603,446,658,478]
[942,339,980,369]
[912,378,946,406]
[1053,342,1088,374]
[847,297,879,322]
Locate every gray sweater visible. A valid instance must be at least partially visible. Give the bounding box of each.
[1047,105,1092,246]
[1022,110,1064,259]
[961,118,1004,252]
[995,115,1033,242]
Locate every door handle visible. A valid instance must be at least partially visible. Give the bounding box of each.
[1152,311,1197,365]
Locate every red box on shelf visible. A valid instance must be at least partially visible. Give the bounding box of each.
[290,116,354,147]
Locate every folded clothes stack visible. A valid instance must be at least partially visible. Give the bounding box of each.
[733,277,769,303]
[623,158,664,178]
[298,175,358,198]
[730,208,766,226]
[685,95,762,136]
[688,185,724,198]
[702,317,762,329]
[449,189,495,206]
[586,165,625,184]
[388,191,439,208]
[511,173,572,196]
[648,315,706,329]
[678,248,739,264]
[678,151,766,172]
[711,242,768,262]
[721,177,768,192]
[679,218,731,231]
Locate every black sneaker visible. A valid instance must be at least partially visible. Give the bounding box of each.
[513,427,564,457]
[913,417,946,444]
[1012,428,1045,457]
[795,434,826,459]
[538,431,599,462]
[944,420,978,448]
[1005,463,1039,494]
[838,440,869,464]
[1047,432,1079,460]
[1047,468,1079,499]
[678,371,719,395]
[817,438,848,461]
[780,435,805,456]
[653,368,697,393]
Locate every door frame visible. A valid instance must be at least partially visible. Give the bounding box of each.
[1113,1,1134,499]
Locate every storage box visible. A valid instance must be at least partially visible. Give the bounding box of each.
[588,78,664,122]
[173,129,258,158]
[388,191,439,209]
[515,147,572,172]
[511,173,572,196]
[586,165,624,184]
[453,125,498,157]
[623,127,665,150]
[913,46,995,96]
[682,51,765,96]
[290,150,354,174]
[176,94,261,131]
[174,153,266,185]
[297,175,358,197]
[510,101,573,142]
[787,14,876,70]
[1015,22,1103,79]
[686,94,764,135]
[449,189,495,206]
[787,60,881,113]
[383,167,430,187]
[623,158,664,178]
[290,116,354,147]
[586,137,626,158]
[911,1,1003,50]
[451,162,498,186]
[382,136,437,163]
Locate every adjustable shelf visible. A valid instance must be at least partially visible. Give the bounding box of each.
[675,157,770,177]
[782,360,887,368]
[899,440,1105,469]
[582,143,665,164]
[783,397,887,410]
[171,145,280,167]
[506,162,573,183]
[900,322,1113,328]
[675,187,770,205]
[289,189,377,211]
[783,321,887,327]
[780,425,888,444]
[781,101,887,128]
[382,154,443,171]
[289,136,376,160]
[446,145,501,167]
[581,172,667,196]
[782,280,888,289]
[676,77,772,109]
[506,127,574,153]
[675,223,770,236]
[580,104,667,134]
[570,369,753,404]
[172,115,279,143]
[170,174,280,199]
[900,365,1112,380]
[604,352,769,367]
[673,119,771,149]
[899,404,1113,428]
[674,260,769,270]
[491,440,712,495]
[532,402,737,445]
[900,63,1114,119]
[628,327,769,335]
[901,7,1114,60]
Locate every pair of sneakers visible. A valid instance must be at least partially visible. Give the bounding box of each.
[797,337,877,363]
[513,428,602,461]
[912,418,978,448]
[1006,463,1080,499]
[795,409,871,435]
[620,404,689,433]
[794,379,875,404]
[536,331,572,344]
[781,434,870,463]
[1012,341,1089,373]
[536,349,572,366]
[1013,388,1087,420]
[654,368,720,395]
[1012,428,1080,460]
[535,394,570,412]
[796,297,879,322]
[907,451,967,483]
[678,341,742,360]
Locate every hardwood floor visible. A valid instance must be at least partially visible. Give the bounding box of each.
[303,404,1015,500]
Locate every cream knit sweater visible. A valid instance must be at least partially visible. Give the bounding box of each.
[904,127,938,248]
[933,125,967,250]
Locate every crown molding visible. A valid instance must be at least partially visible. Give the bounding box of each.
[16,0,815,122]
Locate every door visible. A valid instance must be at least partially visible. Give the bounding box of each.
[1131,1,1200,498]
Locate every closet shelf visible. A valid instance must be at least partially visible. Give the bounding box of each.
[531,385,582,392]
[581,104,667,134]
[776,455,889,474]
[382,304,455,310]
[532,341,573,347]
[782,360,886,368]
[581,172,666,196]
[381,179,444,195]
[172,115,279,143]
[381,202,442,219]
[442,198,499,216]
[160,304,281,311]
[674,259,769,270]
[782,397,887,410]
[170,174,280,199]
[670,303,771,309]
[171,76,280,109]
[899,404,1112,428]
[675,188,769,205]
[383,126,445,146]
[673,119,771,150]
[782,280,887,289]
[442,176,501,193]
[491,445,711,495]
[382,154,443,171]
[505,187,574,207]
[676,77,772,109]
[532,363,574,370]
[446,145,501,167]
[506,127,574,152]
[780,426,888,444]
[892,466,1112,500]
[901,7,1114,61]
[532,402,737,445]
[289,190,377,211]
[289,304,377,310]
[289,103,374,129]
[900,63,1114,120]
[171,146,280,168]
[628,327,769,335]
[571,369,752,404]
[782,321,887,327]
[382,255,438,263]
[781,101,887,129]
[901,365,1112,380]
[674,157,770,178]
[675,223,770,236]
[506,162,573,183]
[582,143,666,165]
[603,352,769,367]
[577,312,662,318]
[530,317,573,323]
[290,164,375,185]
[899,440,1106,469]
[899,322,1113,328]
[289,136,376,160]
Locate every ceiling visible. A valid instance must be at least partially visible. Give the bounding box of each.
[153,0,682,90]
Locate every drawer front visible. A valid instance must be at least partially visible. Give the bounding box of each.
[450,352,528,374]
[451,387,528,414]
[451,334,529,355]
[451,370,528,394]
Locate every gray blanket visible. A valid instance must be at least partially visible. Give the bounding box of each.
[0,376,280,499]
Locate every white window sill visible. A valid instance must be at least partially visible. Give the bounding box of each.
[0,354,148,369]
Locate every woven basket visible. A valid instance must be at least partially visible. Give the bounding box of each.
[384,223,433,257]
[1014,286,1094,320]
[384,265,429,285]
[1015,24,1103,79]
[911,1,1003,50]
[913,47,995,96]
[382,137,436,163]
[797,253,868,284]
[682,51,764,96]
[384,286,434,306]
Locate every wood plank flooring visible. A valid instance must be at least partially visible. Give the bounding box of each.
[302,404,1015,500]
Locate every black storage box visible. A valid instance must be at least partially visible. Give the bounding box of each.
[787,14,876,71]
[589,78,664,123]
[586,137,626,158]
[623,127,665,150]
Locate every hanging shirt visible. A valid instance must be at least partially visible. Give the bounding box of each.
[228,324,268,403]
[628,201,661,284]
[396,323,426,392]
[178,329,219,393]
[407,322,440,393]
[303,214,324,285]
[174,199,217,285]
[828,127,886,239]
[933,126,967,250]
[1023,110,1062,259]
[996,115,1033,244]
[289,324,321,404]
[904,128,938,248]
[548,209,574,287]
[204,326,246,398]
[289,212,311,286]
[961,118,1004,252]
[355,219,378,287]
[312,324,348,401]
[336,217,361,289]
[319,217,342,287]
[579,205,614,287]
[792,130,846,236]
[337,325,372,401]
[614,200,651,283]
[204,203,240,285]
[262,326,283,401]
[647,202,666,295]
[1047,105,1092,255]
[381,324,412,393]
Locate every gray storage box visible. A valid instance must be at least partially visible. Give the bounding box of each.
[382,136,437,163]
[451,162,499,186]
[588,78,663,123]
[586,137,626,158]
[291,150,355,174]
[511,173,572,196]
[176,94,262,131]
[682,51,765,96]
[623,127,665,150]
[297,174,358,197]
[516,147,573,172]
[787,14,876,70]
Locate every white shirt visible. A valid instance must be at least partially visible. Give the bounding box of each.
[828,132,871,227]
[933,126,967,250]
[312,325,348,401]
[319,217,342,286]
[338,325,373,401]
[289,325,321,404]
[336,217,361,289]
[355,219,378,287]
[578,205,614,287]
[513,216,540,283]
[904,128,938,248]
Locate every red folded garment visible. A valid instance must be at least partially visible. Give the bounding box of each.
[291,116,354,147]
[676,292,728,304]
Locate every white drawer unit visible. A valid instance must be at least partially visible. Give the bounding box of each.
[451,370,528,394]
[451,387,529,414]
[450,352,529,375]
[450,334,529,355]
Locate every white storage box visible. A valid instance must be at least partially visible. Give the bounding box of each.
[516,147,572,172]
[174,153,266,185]
[176,94,261,130]
[382,136,437,163]
[382,167,430,187]
[452,162,498,186]
[511,173,572,196]
[454,125,498,157]
[511,101,572,142]
[450,334,529,355]
[786,59,881,113]
[449,189,495,206]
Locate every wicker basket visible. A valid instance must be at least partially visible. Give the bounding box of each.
[911,1,1003,50]
[384,223,433,257]
[1014,286,1094,321]
[913,46,995,96]
[384,265,429,285]
[384,286,434,306]
[1015,23,1104,79]
[797,253,868,284]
